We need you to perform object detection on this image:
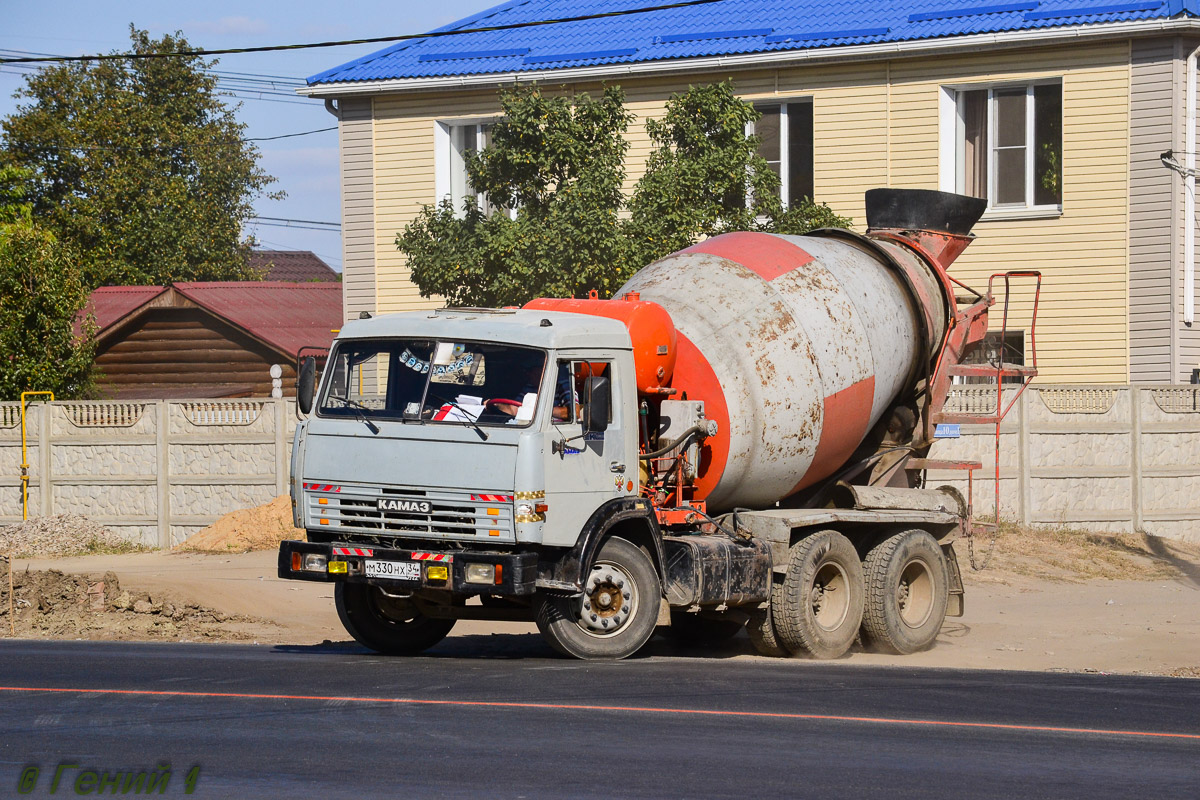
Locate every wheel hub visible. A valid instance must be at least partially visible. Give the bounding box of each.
[576,563,634,634]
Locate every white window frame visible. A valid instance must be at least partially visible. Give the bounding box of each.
[746,99,814,210]
[434,119,494,217]
[939,81,1062,221]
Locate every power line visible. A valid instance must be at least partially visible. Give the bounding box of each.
[250,216,341,231]
[0,0,729,64]
[248,221,342,232]
[246,127,337,141]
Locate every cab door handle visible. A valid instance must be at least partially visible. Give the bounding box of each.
[609,462,625,473]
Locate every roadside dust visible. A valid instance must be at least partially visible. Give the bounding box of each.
[6,514,1200,676]
[0,565,275,642]
[175,495,305,554]
[954,522,1200,584]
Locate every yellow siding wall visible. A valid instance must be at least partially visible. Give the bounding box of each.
[369,41,1131,382]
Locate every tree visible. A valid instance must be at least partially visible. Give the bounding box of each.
[628,80,850,262]
[398,81,850,306]
[0,165,32,225]
[0,223,95,400]
[0,26,278,287]
[399,85,633,307]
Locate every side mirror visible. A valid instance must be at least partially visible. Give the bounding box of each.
[297,357,317,415]
[582,375,610,434]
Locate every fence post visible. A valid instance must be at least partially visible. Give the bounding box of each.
[1018,389,1032,525]
[1130,385,1143,533]
[39,402,51,516]
[275,398,287,498]
[157,401,170,548]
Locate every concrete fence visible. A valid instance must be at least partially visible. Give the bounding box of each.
[2,386,1198,547]
[929,384,1200,543]
[0,399,298,547]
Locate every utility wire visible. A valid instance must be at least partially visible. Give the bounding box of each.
[248,220,342,232]
[246,127,337,141]
[250,215,340,229]
[0,0,730,64]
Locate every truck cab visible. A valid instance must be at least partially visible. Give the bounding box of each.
[281,308,668,658]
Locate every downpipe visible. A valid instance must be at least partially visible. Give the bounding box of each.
[1187,44,1198,327]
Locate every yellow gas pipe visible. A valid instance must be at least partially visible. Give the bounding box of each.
[19,391,54,521]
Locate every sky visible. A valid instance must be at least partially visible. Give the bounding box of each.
[0,0,500,272]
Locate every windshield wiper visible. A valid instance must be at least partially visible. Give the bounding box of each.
[427,392,489,441]
[328,395,380,435]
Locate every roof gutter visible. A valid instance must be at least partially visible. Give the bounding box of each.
[299,17,1200,97]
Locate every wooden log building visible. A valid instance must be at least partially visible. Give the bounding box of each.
[83,282,342,399]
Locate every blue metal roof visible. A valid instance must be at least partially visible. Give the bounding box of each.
[307,0,1199,85]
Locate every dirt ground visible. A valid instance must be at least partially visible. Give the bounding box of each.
[5,521,1199,675]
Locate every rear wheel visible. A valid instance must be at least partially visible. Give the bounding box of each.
[536,537,660,660]
[667,610,744,645]
[774,530,865,659]
[860,529,949,654]
[335,583,456,656]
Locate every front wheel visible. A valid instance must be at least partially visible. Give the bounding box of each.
[335,583,456,656]
[535,537,660,660]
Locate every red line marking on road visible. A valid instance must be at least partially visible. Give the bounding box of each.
[1,685,1197,741]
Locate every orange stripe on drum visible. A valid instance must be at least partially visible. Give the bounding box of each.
[669,329,730,503]
[682,231,815,282]
[791,376,876,494]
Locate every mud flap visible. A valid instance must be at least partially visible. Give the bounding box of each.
[943,543,964,617]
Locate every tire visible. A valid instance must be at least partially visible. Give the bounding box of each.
[747,577,789,657]
[860,529,949,655]
[535,537,660,660]
[773,530,865,659]
[335,582,456,656]
[667,610,744,645]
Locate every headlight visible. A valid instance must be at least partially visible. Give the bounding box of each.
[465,563,496,584]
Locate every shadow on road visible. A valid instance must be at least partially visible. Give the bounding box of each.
[268,627,939,662]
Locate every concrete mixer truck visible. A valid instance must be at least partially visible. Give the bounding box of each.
[278,188,1039,660]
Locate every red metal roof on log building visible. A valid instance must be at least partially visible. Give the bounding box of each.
[82,282,343,358]
[173,282,342,357]
[82,286,168,334]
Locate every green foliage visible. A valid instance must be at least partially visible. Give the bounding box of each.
[400,85,633,307]
[0,26,277,286]
[0,164,33,225]
[625,80,783,262]
[0,223,96,400]
[398,81,852,306]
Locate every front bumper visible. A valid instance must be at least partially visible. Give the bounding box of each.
[277,539,538,596]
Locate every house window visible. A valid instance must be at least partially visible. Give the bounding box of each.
[436,121,493,216]
[952,83,1061,210]
[750,100,814,207]
[958,331,1026,385]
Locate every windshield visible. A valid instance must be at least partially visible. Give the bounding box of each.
[317,339,547,428]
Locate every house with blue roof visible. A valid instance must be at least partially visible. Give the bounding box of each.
[302,0,1200,384]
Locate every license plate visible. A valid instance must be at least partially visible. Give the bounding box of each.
[364,560,421,580]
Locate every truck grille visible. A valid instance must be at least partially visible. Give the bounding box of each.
[305,484,515,543]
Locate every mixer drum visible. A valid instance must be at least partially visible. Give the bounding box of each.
[618,231,941,511]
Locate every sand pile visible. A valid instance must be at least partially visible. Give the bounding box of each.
[176,495,305,553]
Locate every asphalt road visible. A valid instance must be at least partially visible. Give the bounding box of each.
[0,638,1197,799]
